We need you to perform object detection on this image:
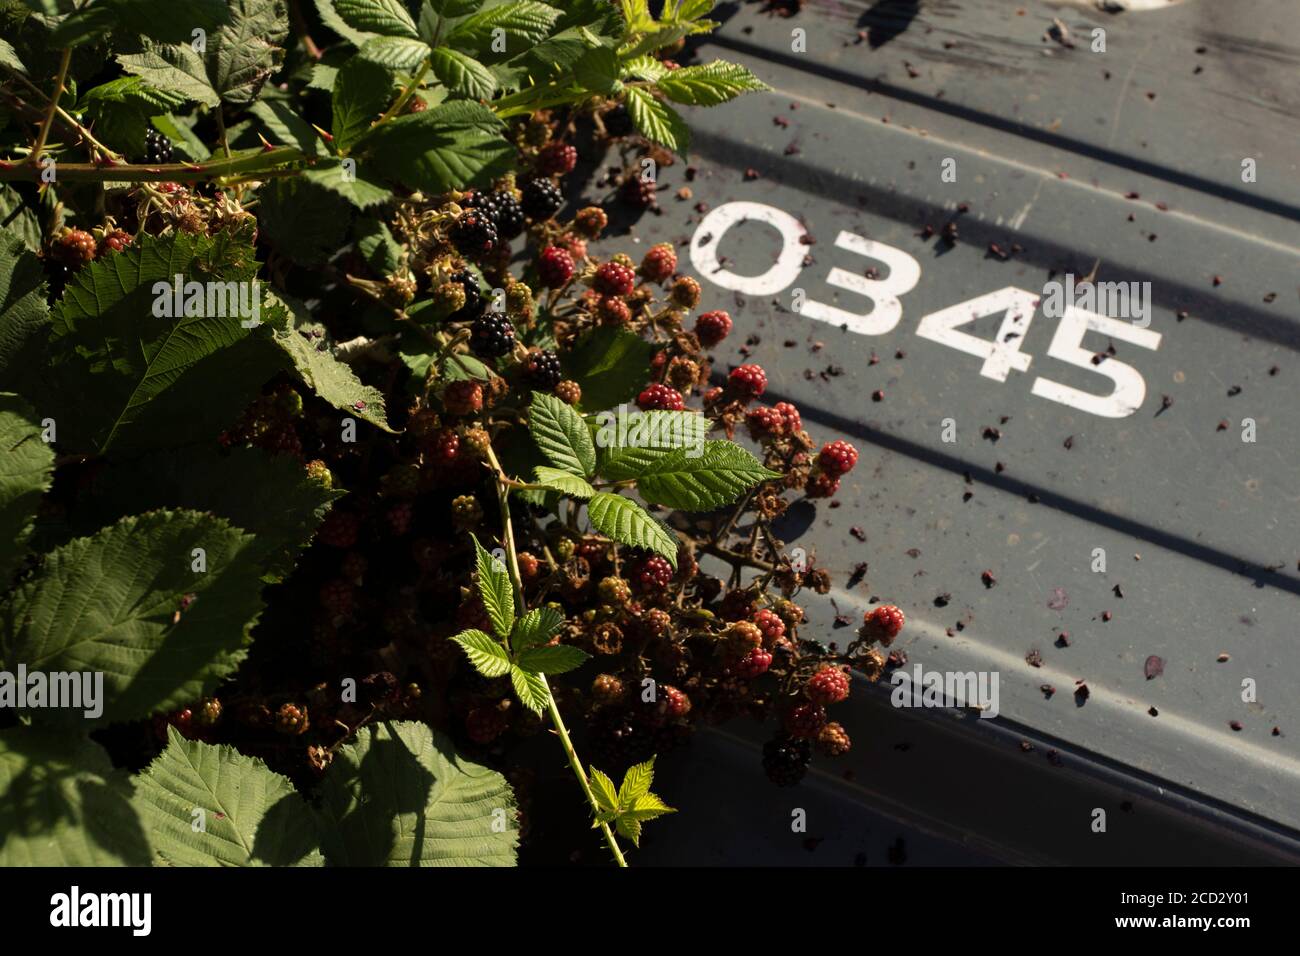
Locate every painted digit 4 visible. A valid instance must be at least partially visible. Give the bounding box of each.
[914,287,1038,383]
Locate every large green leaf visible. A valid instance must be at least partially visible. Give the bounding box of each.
[206,0,289,106]
[319,721,518,866]
[529,391,596,478]
[134,728,323,866]
[560,325,654,411]
[449,1,560,59]
[334,0,419,38]
[360,100,514,193]
[108,0,232,46]
[595,410,706,481]
[257,175,355,265]
[0,233,50,400]
[0,510,265,722]
[332,54,395,152]
[0,394,54,583]
[624,86,690,154]
[47,228,277,455]
[586,492,677,566]
[0,731,151,866]
[267,295,394,432]
[300,161,393,210]
[429,47,497,100]
[249,98,326,158]
[635,440,778,511]
[118,39,221,107]
[0,187,42,253]
[510,606,562,652]
[358,34,430,70]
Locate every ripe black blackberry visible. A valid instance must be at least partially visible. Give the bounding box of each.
[449,210,498,260]
[487,191,526,239]
[521,178,563,221]
[144,128,173,164]
[447,268,484,320]
[762,735,811,786]
[526,349,563,389]
[469,311,516,358]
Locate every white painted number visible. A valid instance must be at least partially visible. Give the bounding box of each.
[915,287,1037,382]
[689,201,806,296]
[801,231,921,335]
[1031,306,1162,418]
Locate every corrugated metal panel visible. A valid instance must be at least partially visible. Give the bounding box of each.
[594,0,1300,861]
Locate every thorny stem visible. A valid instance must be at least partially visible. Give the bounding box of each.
[0,147,306,183]
[31,48,71,168]
[483,444,628,868]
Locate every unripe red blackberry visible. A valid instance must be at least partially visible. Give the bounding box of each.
[728,363,767,399]
[591,673,625,705]
[639,243,677,283]
[386,501,413,535]
[305,459,334,489]
[763,736,811,786]
[619,175,656,208]
[746,406,785,440]
[816,721,852,757]
[753,608,786,645]
[632,556,674,592]
[774,401,802,434]
[442,379,483,416]
[431,428,461,464]
[555,380,581,405]
[598,576,632,605]
[451,494,482,527]
[656,685,691,719]
[594,261,636,297]
[863,604,905,646]
[195,697,222,727]
[818,439,858,476]
[805,472,840,499]
[785,701,827,738]
[584,295,627,327]
[719,588,757,621]
[669,275,701,309]
[639,607,671,637]
[54,228,96,266]
[637,383,684,411]
[98,229,132,257]
[537,245,575,288]
[773,599,804,628]
[275,702,310,735]
[694,309,732,346]
[806,665,850,705]
[724,621,763,658]
[517,552,541,581]
[537,141,577,176]
[574,206,608,238]
[735,646,773,679]
[466,706,508,744]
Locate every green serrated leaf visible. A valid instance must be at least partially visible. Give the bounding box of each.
[118,41,220,107]
[620,54,667,83]
[359,101,513,193]
[333,54,396,151]
[249,99,326,158]
[589,767,619,814]
[314,0,373,44]
[595,409,707,481]
[635,440,779,512]
[334,0,419,38]
[529,391,597,478]
[516,642,588,675]
[429,47,497,100]
[358,34,430,70]
[0,730,151,866]
[532,465,595,499]
[620,24,690,59]
[572,44,620,94]
[509,664,550,714]
[206,0,289,107]
[624,85,689,154]
[471,532,514,639]
[615,814,642,846]
[0,232,50,398]
[618,756,654,804]
[355,216,403,274]
[134,728,323,866]
[267,294,395,432]
[449,1,561,59]
[656,61,768,106]
[450,628,512,678]
[0,38,28,76]
[0,394,53,582]
[0,511,264,722]
[300,162,393,210]
[319,721,517,866]
[586,493,677,566]
[510,606,563,652]
[0,188,42,253]
[561,325,654,411]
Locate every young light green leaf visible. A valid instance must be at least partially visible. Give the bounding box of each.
[429,47,497,100]
[332,54,396,151]
[620,54,668,83]
[656,61,768,106]
[509,664,551,714]
[635,440,780,512]
[450,629,512,678]
[358,34,430,70]
[471,532,515,639]
[618,756,655,804]
[529,392,597,478]
[615,815,642,846]
[319,721,517,866]
[516,643,589,676]
[134,727,323,866]
[510,606,564,653]
[0,731,150,866]
[586,493,678,567]
[532,466,595,499]
[623,86,690,154]
[0,510,264,722]
[623,792,675,822]
[0,394,53,583]
[334,0,419,38]
[589,767,619,814]
[620,24,690,60]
